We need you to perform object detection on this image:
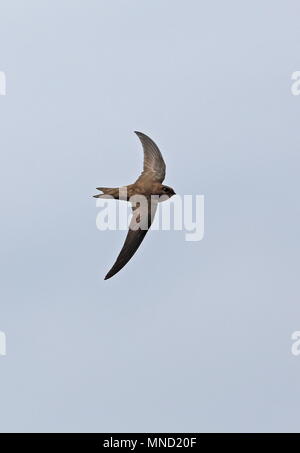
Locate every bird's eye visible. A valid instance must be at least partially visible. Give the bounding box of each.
[163,187,169,192]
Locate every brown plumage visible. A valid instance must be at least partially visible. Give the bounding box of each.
[94,131,176,280]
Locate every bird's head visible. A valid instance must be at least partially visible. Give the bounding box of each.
[159,185,176,198]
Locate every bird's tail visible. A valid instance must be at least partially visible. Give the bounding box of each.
[93,187,121,199]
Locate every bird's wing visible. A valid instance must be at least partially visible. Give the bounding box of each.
[134,131,166,183]
[104,198,158,280]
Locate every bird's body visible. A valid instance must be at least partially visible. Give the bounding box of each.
[96,181,174,200]
[94,131,176,280]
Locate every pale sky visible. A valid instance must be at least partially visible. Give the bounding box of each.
[0,0,300,432]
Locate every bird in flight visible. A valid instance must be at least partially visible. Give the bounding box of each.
[94,131,176,280]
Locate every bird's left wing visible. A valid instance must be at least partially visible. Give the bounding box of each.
[104,197,158,280]
[135,131,166,183]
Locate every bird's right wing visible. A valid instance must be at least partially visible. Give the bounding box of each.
[104,197,158,280]
[134,131,166,183]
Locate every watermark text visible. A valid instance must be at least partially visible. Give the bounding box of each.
[0,71,6,96]
[0,331,6,356]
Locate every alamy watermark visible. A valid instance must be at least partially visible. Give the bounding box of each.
[0,71,6,96]
[0,331,6,356]
[291,71,300,96]
[291,331,300,356]
[0,70,6,354]
[95,193,204,241]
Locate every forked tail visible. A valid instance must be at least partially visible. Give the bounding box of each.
[93,187,120,199]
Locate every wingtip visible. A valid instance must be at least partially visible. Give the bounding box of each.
[104,266,120,280]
